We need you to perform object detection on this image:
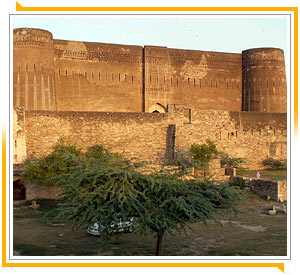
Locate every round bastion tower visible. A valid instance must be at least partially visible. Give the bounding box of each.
[13,28,56,111]
[242,48,287,113]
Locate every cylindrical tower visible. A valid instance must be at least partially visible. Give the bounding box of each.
[13,28,56,111]
[242,48,287,113]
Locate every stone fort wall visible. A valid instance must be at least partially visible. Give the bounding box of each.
[13,28,287,114]
[14,105,286,169]
[13,28,287,170]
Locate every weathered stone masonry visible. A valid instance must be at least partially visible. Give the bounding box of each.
[13,28,287,170]
[13,28,287,114]
[14,105,286,169]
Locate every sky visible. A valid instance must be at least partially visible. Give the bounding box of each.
[11,15,288,55]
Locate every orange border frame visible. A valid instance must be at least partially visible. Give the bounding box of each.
[3,2,298,271]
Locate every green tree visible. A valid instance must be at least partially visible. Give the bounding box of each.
[189,139,219,176]
[24,141,125,186]
[54,164,240,256]
[219,152,246,169]
[24,141,241,256]
[24,139,84,186]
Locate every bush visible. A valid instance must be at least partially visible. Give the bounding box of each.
[189,139,218,176]
[220,153,246,169]
[262,158,287,170]
[24,143,85,186]
[189,139,218,164]
[24,140,124,186]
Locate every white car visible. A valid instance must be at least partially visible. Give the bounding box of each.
[87,218,134,236]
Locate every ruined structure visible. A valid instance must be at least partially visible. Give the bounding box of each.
[13,28,287,171]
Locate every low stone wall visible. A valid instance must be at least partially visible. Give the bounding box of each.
[277,181,287,202]
[25,182,61,201]
[231,176,287,201]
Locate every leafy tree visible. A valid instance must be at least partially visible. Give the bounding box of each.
[24,139,85,186]
[189,139,219,176]
[219,152,246,169]
[165,150,196,176]
[54,164,240,256]
[24,140,124,186]
[25,141,241,256]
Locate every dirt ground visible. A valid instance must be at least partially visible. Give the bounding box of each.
[13,191,287,256]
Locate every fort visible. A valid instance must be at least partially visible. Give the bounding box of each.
[13,28,287,174]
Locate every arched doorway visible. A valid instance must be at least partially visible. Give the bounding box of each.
[148,103,167,113]
[13,179,26,200]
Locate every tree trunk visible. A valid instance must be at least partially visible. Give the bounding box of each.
[155,234,163,256]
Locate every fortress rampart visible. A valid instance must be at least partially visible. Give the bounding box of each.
[242,48,287,113]
[13,28,57,111]
[14,105,287,169]
[13,28,287,170]
[13,28,287,114]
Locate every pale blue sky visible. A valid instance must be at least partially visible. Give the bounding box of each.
[11,15,288,55]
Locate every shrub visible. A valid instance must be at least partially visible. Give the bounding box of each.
[220,153,246,169]
[189,139,218,176]
[262,158,287,170]
[189,139,218,164]
[24,144,84,186]
[24,140,124,186]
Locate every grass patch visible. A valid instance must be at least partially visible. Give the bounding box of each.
[236,169,287,181]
